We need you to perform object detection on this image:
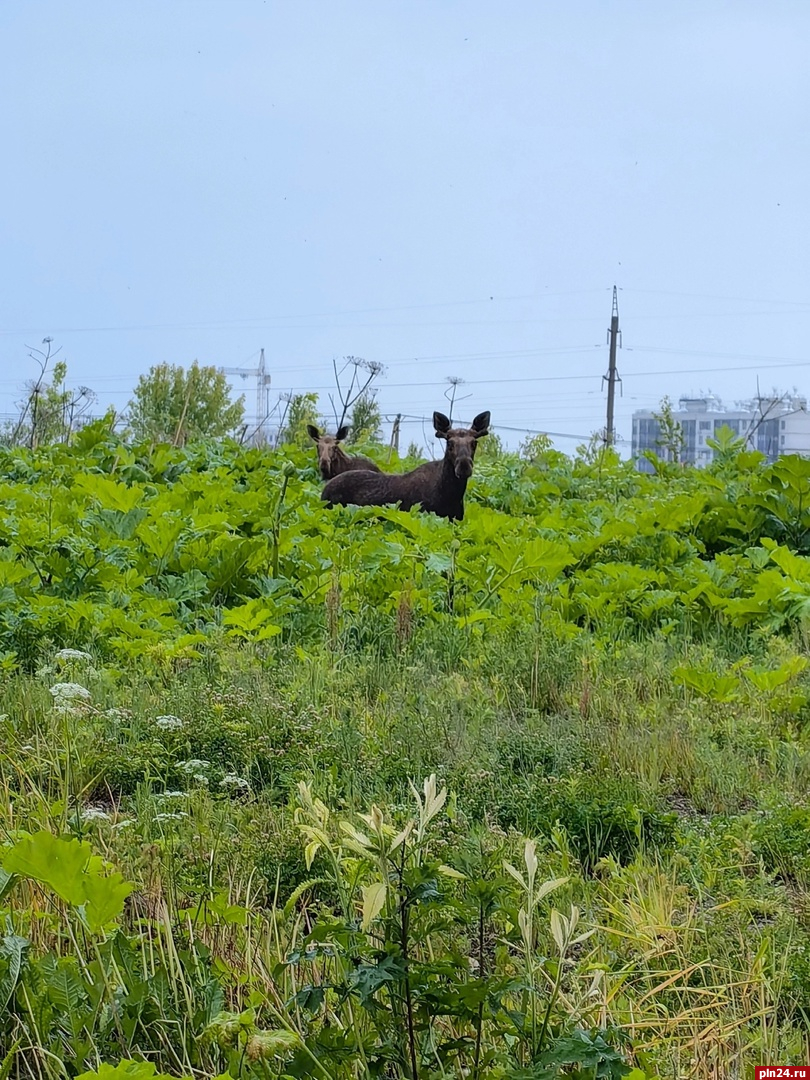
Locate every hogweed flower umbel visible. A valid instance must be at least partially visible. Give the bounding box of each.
[219,773,250,791]
[49,682,92,714]
[54,649,93,663]
[177,759,210,784]
[155,714,184,731]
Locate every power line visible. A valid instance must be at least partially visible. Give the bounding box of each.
[3,285,808,339]
[3,351,810,405]
[392,413,592,442]
[621,287,810,309]
[3,354,810,402]
[0,288,613,336]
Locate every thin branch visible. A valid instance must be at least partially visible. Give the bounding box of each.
[330,356,385,430]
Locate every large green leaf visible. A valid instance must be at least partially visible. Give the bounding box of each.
[76,1062,188,1080]
[2,832,133,934]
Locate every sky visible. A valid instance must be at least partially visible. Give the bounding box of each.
[1,1,808,454]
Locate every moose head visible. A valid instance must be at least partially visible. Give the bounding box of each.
[307,424,350,477]
[433,411,490,480]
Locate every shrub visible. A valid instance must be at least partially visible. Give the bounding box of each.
[498,772,677,871]
[753,802,810,884]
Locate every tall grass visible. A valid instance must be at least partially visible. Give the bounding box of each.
[0,623,808,1077]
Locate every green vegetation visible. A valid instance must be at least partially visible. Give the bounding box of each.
[1,424,810,1077]
[126,362,245,446]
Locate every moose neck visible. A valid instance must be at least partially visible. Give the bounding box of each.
[438,450,470,497]
[330,444,351,470]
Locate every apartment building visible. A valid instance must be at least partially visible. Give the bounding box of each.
[631,394,810,470]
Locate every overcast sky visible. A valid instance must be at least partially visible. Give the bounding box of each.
[1,1,808,453]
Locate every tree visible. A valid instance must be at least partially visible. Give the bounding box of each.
[126,362,244,445]
[347,391,382,444]
[476,431,504,460]
[277,392,320,447]
[652,396,685,463]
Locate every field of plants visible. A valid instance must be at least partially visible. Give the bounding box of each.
[2,418,810,1079]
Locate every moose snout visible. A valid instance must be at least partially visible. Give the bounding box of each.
[455,458,473,480]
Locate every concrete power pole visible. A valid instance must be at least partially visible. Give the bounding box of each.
[603,286,622,447]
[390,413,401,454]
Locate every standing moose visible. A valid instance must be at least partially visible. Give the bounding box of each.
[307,424,382,481]
[321,411,490,521]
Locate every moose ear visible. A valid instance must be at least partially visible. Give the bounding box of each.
[306,424,321,441]
[335,426,349,442]
[433,411,451,439]
[471,411,491,437]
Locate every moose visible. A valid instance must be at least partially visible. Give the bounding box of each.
[307,424,382,481]
[321,410,490,521]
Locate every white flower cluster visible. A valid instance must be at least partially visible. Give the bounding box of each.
[219,773,250,791]
[79,806,111,824]
[177,759,210,785]
[155,714,184,732]
[55,648,93,663]
[38,648,96,680]
[105,707,131,722]
[49,682,92,715]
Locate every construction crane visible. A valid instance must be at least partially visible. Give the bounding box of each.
[220,349,272,445]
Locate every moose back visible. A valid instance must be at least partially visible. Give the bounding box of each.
[321,411,489,521]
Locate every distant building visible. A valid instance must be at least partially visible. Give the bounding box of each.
[631,394,810,471]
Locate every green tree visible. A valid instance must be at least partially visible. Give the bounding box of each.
[347,391,382,444]
[652,395,686,463]
[476,430,504,460]
[277,392,320,447]
[126,362,244,445]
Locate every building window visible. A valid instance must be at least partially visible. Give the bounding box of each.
[782,420,786,429]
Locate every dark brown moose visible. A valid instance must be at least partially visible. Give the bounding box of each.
[307,424,382,481]
[321,411,490,521]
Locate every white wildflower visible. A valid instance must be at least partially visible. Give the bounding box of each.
[155,714,184,732]
[49,682,91,704]
[112,818,136,830]
[79,806,111,824]
[105,707,131,721]
[55,649,93,663]
[177,758,210,784]
[155,811,188,822]
[219,773,250,791]
[177,758,209,772]
[154,790,189,800]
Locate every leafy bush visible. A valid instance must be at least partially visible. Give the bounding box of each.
[753,802,810,883]
[499,774,677,871]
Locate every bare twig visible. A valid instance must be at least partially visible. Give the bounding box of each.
[329,356,385,430]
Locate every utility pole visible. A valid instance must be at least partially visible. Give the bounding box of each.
[388,413,401,462]
[602,286,622,447]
